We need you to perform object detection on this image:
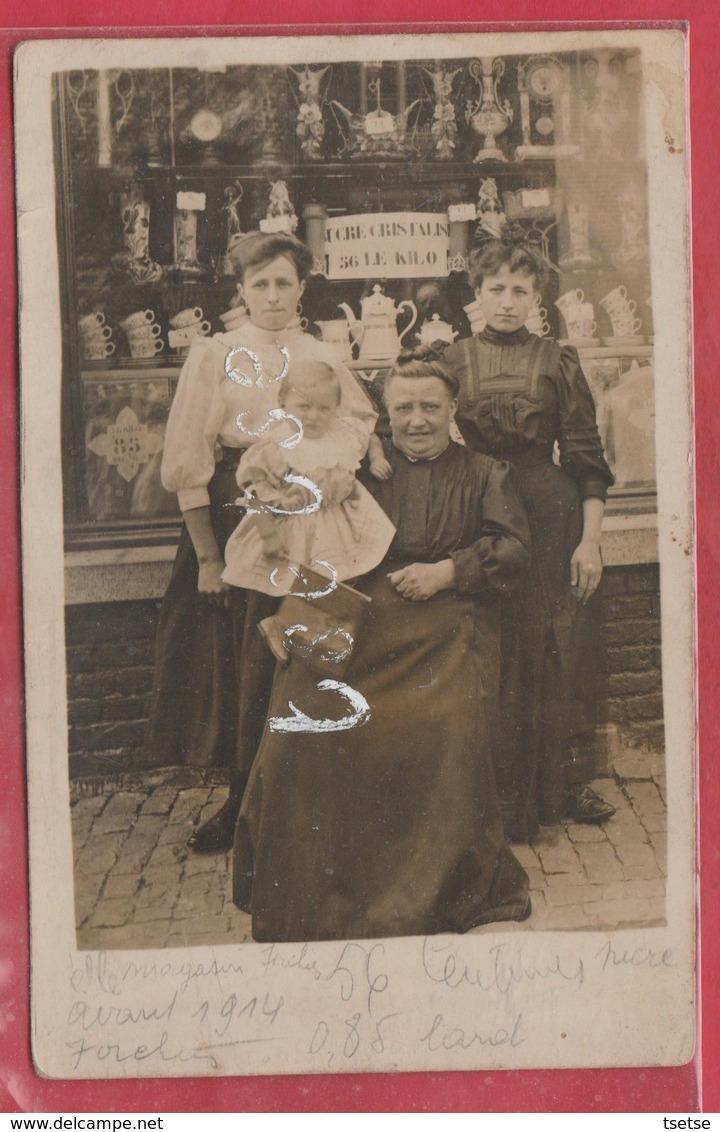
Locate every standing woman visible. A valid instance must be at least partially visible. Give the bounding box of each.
[442,232,615,842]
[146,232,376,849]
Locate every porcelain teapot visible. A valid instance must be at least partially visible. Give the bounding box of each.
[417,313,458,346]
[338,285,418,362]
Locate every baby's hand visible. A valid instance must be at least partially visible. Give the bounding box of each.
[369,456,393,481]
[261,531,288,562]
[280,483,314,512]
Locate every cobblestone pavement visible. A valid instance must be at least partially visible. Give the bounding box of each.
[72,748,666,950]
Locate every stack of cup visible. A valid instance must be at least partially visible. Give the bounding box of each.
[120,310,165,360]
[168,307,211,354]
[599,286,643,342]
[463,299,486,336]
[554,289,598,343]
[79,313,115,362]
[219,304,249,332]
[525,298,550,338]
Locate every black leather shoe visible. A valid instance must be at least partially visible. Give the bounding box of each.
[567,785,616,825]
[188,797,240,853]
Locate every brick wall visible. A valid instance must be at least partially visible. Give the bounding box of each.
[598,564,664,752]
[66,563,665,778]
[66,600,159,778]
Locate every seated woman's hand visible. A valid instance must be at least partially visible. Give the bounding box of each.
[198,556,232,606]
[388,560,456,601]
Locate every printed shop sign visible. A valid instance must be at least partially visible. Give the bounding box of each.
[325,212,450,279]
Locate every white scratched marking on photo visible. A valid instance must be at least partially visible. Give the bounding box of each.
[243,473,323,517]
[268,679,370,734]
[224,343,290,388]
[235,407,304,449]
[269,560,339,599]
[284,624,354,663]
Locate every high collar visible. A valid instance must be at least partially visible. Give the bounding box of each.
[478,324,532,348]
[392,439,456,465]
[219,319,305,347]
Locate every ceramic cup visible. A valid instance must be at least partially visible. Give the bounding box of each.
[78,312,107,333]
[81,324,113,342]
[129,336,164,358]
[609,316,643,336]
[168,321,211,349]
[126,322,163,340]
[463,300,487,335]
[577,301,596,322]
[526,316,551,337]
[219,308,249,330]
[83,340,116,360]
[600,295,639,326]
[555,289,585,318]
[170,306,204,329]
[120,309,156,333]
[600,286,629,309]
[566,319,598,339]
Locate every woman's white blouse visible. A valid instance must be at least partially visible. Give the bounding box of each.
[161,322,377,512]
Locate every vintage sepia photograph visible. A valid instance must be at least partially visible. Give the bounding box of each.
[17,28,694,1078]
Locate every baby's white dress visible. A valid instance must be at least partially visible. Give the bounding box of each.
[222,418,396,596]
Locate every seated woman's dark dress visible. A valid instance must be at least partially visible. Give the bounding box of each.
[232,440,532,942]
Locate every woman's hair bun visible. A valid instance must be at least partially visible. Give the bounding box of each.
[395,344,448,365]
[386,344,459,399]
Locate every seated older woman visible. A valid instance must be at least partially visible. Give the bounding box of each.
[232,347,533,942]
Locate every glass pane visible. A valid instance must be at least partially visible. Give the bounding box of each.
[82,375,180,522]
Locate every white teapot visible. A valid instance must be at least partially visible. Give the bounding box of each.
[417,314,458,346]
[338,285,418,363]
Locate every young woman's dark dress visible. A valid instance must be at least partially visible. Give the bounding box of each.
[443,326,614,841]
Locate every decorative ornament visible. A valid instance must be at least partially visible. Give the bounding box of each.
[558,194,598,271]
[289,65,331,161]
[515,55,579,160]
[219,179,244,276]
[96,70,136,169]
[475,178,507,239]
[331,77,422,160]
[465,57,513,162]
[260,181,299,235]
[422,62,461,161]
[582,50,629,152]
[112,182,163,285]
[67,71,91,136]
[614,177,648,270]
[179,88,258,164]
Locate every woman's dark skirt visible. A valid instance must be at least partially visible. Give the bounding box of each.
[145,449,277,774]
[494,458,590,841]
[233,564,530,942]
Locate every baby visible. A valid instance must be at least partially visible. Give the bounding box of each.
[222,360,395,597]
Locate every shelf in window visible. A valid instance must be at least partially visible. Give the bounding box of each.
[80,364,184,381]
[85,158,557,184]
[65,519,182,554]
